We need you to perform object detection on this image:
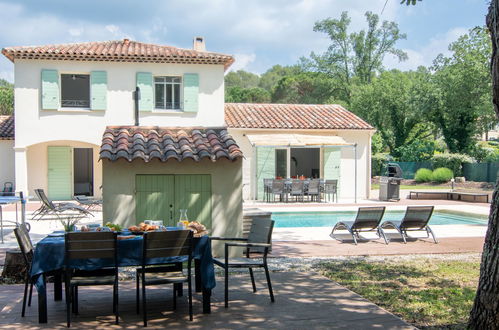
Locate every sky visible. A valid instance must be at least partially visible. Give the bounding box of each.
[0,0,490,83]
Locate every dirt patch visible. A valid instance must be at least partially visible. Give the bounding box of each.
[372,176,495,192]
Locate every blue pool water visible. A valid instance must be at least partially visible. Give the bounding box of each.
[272,210,488,228]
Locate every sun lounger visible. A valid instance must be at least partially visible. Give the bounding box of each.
[33,189,91,221]
[330,206,387,245]
[381,206,437,244]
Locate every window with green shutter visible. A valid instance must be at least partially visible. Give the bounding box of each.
[136,72,153,111]
[41,69,60,110]
[183,73,199,113]
[90,71,107,110]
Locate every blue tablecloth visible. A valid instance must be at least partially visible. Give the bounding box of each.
[30,234,216,293]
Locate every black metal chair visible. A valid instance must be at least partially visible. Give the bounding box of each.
[64,231,119,327]
[330,207,387,245]
[13,223,34,317]
[381,206,437,243]
[136,230,193,327]
[212,218,275,308]
[324,180,338,203]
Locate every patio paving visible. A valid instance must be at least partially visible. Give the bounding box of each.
[0,272,414,329]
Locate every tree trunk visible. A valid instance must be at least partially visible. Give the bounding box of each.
[468,1,499,328]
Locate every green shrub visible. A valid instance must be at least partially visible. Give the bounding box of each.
[371,153,393,177]
[395,139,435,162]
[431,153,473,176]
[431,167,454,183]
[415,168,433,182]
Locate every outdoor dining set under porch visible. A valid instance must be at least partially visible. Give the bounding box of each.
[263,178,338,203]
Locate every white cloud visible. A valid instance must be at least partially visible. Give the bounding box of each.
[229,53,257,73]
[384,27,469,71]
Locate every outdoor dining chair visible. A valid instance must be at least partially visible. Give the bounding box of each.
[324,180,338,203]
[271,180,286,202]
[380,206,437,244]
[64,231,119,327]
[136,230,194,327]
[33,189,91,221]
[290,180,305,202]
[263,179,273,203]
[330,206,387,245]
[13,223,34,317]
[307,179,321,202]
[212,218,275,308]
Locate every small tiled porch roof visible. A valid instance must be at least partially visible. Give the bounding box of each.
[100,126,243,162]
[0,115,14,140]
[2,39,235,70]
[225,103,373,130]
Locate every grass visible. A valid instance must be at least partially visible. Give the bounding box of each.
[318,257,480,329]
[371,184,451,190]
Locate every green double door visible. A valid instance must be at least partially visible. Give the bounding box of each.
[135,174,212,228]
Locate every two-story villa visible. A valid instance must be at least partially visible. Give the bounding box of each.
[1,38,244,243]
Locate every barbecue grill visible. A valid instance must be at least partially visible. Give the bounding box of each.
[379,163,403,201]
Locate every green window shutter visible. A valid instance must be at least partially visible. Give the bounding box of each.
[256,147,276,200]
[48,146,72,200]
[41,69,60,110]
[174,175,212,229]
[135,175,175,225]
[136,72,153,111]
[323,147,341,193]
[183,73,199,113]
[90,71,107,110]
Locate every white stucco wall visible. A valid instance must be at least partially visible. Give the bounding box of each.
[0,140,15,187]
[14,59,226,148]
[228,128,373,201]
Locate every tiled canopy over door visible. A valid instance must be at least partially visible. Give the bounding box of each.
[323,147,341,194]
[48,146,72,200]
[135,174,212,228]
[135,175,175,225]
[256,147,275,200]
[174,175,212,228]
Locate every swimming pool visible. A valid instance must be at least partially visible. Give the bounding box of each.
[272,210,488,228]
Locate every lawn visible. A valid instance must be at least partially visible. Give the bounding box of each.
[318,256,480,329]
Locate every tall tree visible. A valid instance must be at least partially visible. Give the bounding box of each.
[303,11,407,104]
[271,72,336,104]
[224,70,260,89]
[469,1,499,328]
[258,65,302,92]
[225,86,271,103]
[430,27,493,154]
[350,68,434,158]
[0,79,13,115]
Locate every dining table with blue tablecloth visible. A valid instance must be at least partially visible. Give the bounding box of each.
[30,232,215,323]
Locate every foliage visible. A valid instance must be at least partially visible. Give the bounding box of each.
[225,70,260,89]
[414,168,433,182]
[225,86,271,103]
[431,153,473,177]
[258,65,303,92]
[471,141,499,162]
[431,167,454,182]
[371,132,386,154]
[0,86,13,115]
[371,153,392,176]
[303,11,407,104]
[271,72,336,104]
[319,257,480,328]
[395,138,436,162]
[351,69,435,158]
[430,27,494,154]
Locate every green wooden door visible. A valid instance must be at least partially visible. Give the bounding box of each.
[135,175,175,225]
[256,147,275,200]
[323,147,341,194]
[48,146,72,200]
[174,175,212,228]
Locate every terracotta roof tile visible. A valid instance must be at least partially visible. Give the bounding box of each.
[224,103,373,130]
[0,115,14,140]
[100,126,243,163]
[2,39,234,70]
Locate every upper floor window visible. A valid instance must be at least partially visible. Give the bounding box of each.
[154,76,181,110]
[61,74,90,108]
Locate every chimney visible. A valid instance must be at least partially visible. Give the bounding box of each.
[193,37,206,52]
[123,38,130,45]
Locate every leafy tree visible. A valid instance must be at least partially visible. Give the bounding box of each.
[303,11,407,104]
[224,70,260,89]
[225,86,270,103]
[0,78,13,115]
[350,69,435,158]
[430,27,494,154]
[258,65,302,92]
[271,72,336,104]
